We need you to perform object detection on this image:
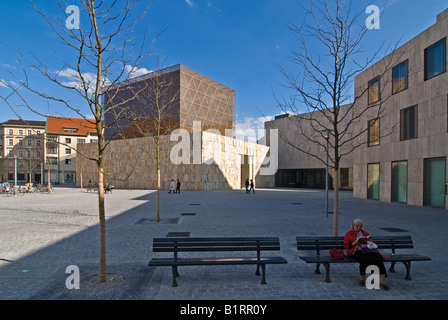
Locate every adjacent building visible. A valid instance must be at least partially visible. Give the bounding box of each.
[264,108,354,190]
[0,119,46,183]
[352,8,448,209]
[265,8,448,209]
[45,116,100,185]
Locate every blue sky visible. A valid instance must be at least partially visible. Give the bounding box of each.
[1,0,447,133]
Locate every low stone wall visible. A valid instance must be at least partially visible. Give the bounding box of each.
[76,131,275,190]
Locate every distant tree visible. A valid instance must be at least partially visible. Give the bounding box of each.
[275,0,402,235]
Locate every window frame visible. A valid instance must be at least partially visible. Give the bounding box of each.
[400,105,418,141]
[367,118,380,147]
[424,37,446,81]
[392,60,409,94]
[368,76,381,105]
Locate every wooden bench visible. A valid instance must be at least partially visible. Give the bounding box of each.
[148,237,288,287]
[296,235,431,283]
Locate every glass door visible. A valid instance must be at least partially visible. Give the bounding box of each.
[424,157,446,208]
[367,163,380,200]
[392,161,408,203]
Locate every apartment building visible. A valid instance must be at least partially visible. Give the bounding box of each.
[0,119,46,183]
[45,116,99,185]
[352,8,448,209]
[264,8,448,209]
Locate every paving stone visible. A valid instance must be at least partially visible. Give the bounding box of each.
[0,187,447,301]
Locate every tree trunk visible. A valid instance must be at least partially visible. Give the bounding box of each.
[97,166,106,283]
[157,167,160,222]
[332,168,340,236]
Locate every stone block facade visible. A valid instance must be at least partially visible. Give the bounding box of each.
[76,131,275,191]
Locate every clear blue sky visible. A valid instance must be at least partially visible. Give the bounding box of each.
[1,0,447,133]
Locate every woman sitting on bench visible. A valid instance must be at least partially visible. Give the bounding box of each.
[343,218,389,290]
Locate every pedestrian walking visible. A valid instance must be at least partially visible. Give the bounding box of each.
[176,179,181,193]
[249,179,255,193]
[169,179,175,194]
[245,179,249,193]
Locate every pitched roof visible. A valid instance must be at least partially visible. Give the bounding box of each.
[1,119,46,127]
[46,116,100,136]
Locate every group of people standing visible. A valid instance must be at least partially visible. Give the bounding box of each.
[168,179,181,194]
[244,179,255,194]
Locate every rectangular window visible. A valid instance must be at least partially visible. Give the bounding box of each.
[47,147,57,154]
[65,148,72,154]
[65,138,72,144]
[423,157,446,207]
[77,139,86,144]
[367,163,380,200]
[424,38,446,80]
[65,159,72,165]
[368,76,380,104]
[18,129,23,135]
[392,60,408,94]
[27,130,32,135]
[8,139,13,146]
[400,105,418,140]
[391,161,407,203]
[62,128,78,133]
[368,118,380,146]
[26,139,32,146]
[46,157,57,165]
[8,129,13,135]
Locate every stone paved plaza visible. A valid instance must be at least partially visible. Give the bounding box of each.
[0,186,447,302]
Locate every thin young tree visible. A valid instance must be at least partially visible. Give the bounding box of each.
[0,0,156,282]
[129,68,179,222]
[104,62,180,222]
[275,0,402,236]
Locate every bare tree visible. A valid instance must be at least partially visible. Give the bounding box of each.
[129,68,179,222]
[102,61,179,222]
[275,0,403,235]
[0,0,156,282]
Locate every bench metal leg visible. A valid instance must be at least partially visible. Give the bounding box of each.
[322,263,331,283]
[260,264,267,285]
[172,266,178,287]
[389,261,396,273]
[314,263,321,275]
[402,261,412,280]
[255,264,261,276]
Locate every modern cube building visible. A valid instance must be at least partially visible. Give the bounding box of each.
[103,64,235,140]
[79,64,275,191]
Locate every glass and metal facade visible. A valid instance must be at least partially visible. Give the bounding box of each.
[103,64,235,140]
[179,65,235,134]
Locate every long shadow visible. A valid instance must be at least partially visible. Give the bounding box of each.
[0,190,176,300]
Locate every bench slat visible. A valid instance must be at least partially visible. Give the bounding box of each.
[153,246,281,252]
[153,237,280,242]
[149,256,287,266]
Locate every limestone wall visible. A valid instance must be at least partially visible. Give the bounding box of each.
[76,131,275,190]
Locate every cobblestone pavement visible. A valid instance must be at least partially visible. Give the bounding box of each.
[0,187,447,301]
